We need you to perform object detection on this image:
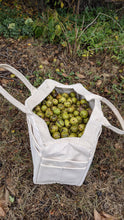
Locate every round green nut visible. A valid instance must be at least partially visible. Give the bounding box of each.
[50,114,58,122]
[71,125,78,133]
[80,110,88,118]
[51,106,57,111]
[62,93,69,99]
[45,108,53,118]
[59,97,66,103]
[74,110,79,116]
[53,108,60,115]
[60,127,69,133]
[61,131,69,138]
[65,119,71,128]
[46,95,53,101]
[52,132,60,139]
[78,131,84,137]
[46,100,53,107]
[77,101,80,106]
[58,103,64,110]
[52,99,58,105]
[76,116,82,123]
[69,133,77,137]
[41,105,47,112]
[64,101,71,108]
[49,125,58,133]
[44,118,50,126]
[69,113,74,118]
[35,106,41,111]
[68,106,75,113]
[70,117,78,125]
[52,89,57,98]
[42,100,46,105]
[56,94,62,100]
[78,124,85,131]
[56,119,64,128]
[67,98,73,104]
[70,92,76,98]
[83,117,89,124]
[80,99,87,105]
[82,103,89,109]
[62,112,69,120]
[37,111,45,118]
[72,97,77,104]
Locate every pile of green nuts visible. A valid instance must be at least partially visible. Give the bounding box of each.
[33,89,92,139]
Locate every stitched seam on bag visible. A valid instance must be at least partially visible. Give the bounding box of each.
[40,164,86,169]
[42,157,88,164]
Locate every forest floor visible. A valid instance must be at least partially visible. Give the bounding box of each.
[0,37,124,220]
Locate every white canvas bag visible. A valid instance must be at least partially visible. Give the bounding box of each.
[0,64,124,186]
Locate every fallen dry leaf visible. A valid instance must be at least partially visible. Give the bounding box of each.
[114,143,122,149]
[94,209,118,220]
[75,73,85,79]
[1,78,9,85]
[102,211,118,219]
[62,73,68,77]
[104,87,111,94]
[94,209,103,220]
[96,79,102,87]
[89,61,95,65]
[0,67,6,72]
[41,59,49,65]
[0,206,6,217]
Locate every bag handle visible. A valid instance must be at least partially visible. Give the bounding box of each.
[100,97,124,135]
[0,64,36,114]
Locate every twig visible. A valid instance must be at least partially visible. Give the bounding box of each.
[63,185,77,195]
[81,15,85,30]
[78,12,123,41]
[73,19,79,55]
[0,53,8,58]
[0,72,11,76]
[84,44,124,51]
[76,0,80,15]
[116,6,124,13]
[0,76,12,79]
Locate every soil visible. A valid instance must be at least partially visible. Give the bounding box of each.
[0,36,124,220]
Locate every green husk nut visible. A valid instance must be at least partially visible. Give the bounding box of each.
[52,99,58,105]
[49,125,58,133]
[53,108,60,115]
[56,119,64,128]
[33,89,92,139]
[46,100,53,107]
[41,105,47,112]
[62,112,69,120]
[45,108,53,118]
[52,132,60,139]
[61,131,69,138]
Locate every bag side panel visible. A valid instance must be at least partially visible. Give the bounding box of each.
[27,120,42,183]
[36,164,86,186]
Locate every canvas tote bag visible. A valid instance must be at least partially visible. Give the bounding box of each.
[0,64,124,186]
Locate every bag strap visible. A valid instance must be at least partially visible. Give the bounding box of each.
[100,97,124,135]
[0,64,36,114]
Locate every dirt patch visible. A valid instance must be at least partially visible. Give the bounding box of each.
[0,37,124,219]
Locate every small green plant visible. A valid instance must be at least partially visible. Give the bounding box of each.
[33,70,44,87]
[0,4,34,39]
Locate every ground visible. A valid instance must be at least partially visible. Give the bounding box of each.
[0,37,124,220]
